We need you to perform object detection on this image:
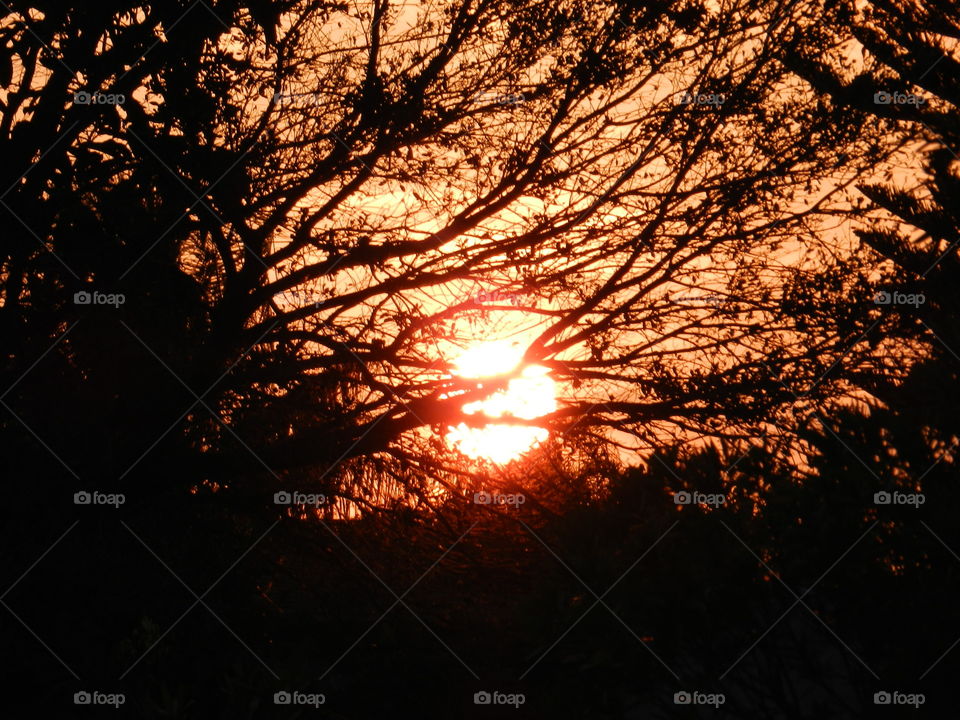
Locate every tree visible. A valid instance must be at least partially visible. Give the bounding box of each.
[786,0,960,563]
[786,0,960,388]
[0,0,893,515]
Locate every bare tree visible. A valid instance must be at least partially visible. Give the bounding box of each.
[0,0,890,506]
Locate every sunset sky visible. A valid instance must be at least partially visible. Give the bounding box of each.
[1,0,957,717]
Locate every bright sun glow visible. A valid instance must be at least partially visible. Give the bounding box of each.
[446,341,556,463]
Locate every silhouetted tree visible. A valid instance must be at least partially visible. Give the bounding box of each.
[0,0,893,510]
[3,3,952,717]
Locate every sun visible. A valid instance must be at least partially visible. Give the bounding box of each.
[446,341,556,463]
